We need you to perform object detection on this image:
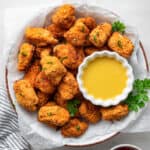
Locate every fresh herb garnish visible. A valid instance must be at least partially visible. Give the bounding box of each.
[60,56,68,63]
[81,26,85,32]
[47,112,52,116]
[112,21,126,34]
[93,35,97,42]
[76,125,80,131]
[42,67,46,71]
[47,61,53,64]
[117,40,123,48]
[67,99,80,117]
[21,51,27,57]
[124,79,150,112]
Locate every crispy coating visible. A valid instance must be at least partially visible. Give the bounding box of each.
[55,72,79,101]
[84,47,99,56]
[77,17,97,30]
[34,71,55,94]
[38,105,70,126]
[40,56,67,85]
[24,60,40,86]
[61,118,88,137]
[13,80,39,111]
[64,21,90,46]
[100,104,129,121]
[46,24,66,38]
[35,47,51,58]
[89,22,112,48]
[36,91,49,108]
[79,101,101,123]
[51,4,76,29]
[108,32,134,58]
[18,43,35,71]
[45,101,56,106]
[25,27,58,46]
[53,43,78,69]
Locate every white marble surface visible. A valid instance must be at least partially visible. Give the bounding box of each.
[0,0,150,149]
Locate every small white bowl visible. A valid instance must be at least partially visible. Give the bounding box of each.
[77,50,134,107]
[111,144,142,150]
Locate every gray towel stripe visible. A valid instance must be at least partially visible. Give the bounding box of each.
[0,87,30,150]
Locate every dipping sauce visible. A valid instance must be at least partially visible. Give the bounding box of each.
[82,56,127,100]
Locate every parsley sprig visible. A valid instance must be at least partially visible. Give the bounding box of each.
[67,99,80,117]
[124,79,150,112]
[112,21,126,34]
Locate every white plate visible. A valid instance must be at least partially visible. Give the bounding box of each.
[5,4,148,148]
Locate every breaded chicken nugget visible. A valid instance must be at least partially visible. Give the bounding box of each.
[45,101,56,106]
[108,32,134,58]
[24,60,41,86]
[13,80,39,111]
[61,118,88,137]
[38,105,70,126]
[51,4,76,29]
[36,90,49,108]
[84,47,99,56]
[18,43,35,71]
[79,101,101,123]
[77,17,97,30]
[46,24,66,38]
[100,104,129,121]
[34,71,55,94]
[53,43,78,69]
[55,72,79,101]
[64,21,90,46]
[89,22,112,48]
[40,56,67,85]
[25,27,58,46]
[35,47,51,58]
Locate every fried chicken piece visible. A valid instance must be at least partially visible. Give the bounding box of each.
[38,105,70,126]
[53,43,78,69]
[34,71,55,94]
[100,104,129,121]
[55,72,79,101]
[13,80,39,111]
[61,118,88,137]
[36,90,49,108]
[77,17,97,30]
[45,101,56,106]
[35,47,51,58]
[89,22,112,48]
[79,101,101,123]
[108,32,134,58]
[25,27,58,46]
[51,4,76,29]
[24,60,41,86]
[17,43,35,71]
[64,21,90,46]
[84,47,99,56]
[46,24,66,38]
[40,56,67,85]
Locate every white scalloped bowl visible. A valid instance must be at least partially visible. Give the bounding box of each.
[77,50,134,107]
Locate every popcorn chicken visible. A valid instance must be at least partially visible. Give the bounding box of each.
[45,101,56,106]
[53,43,78,69]
[89,22,112,48]
[100,104,129,121]
[64,21,90,46]
[46,24,66,38]
[61,118,88,137]
[77,16,97,30]
[51,4,76,29]
[13,80,39,111]
[35,47,51,58]
[54,93,67,108]
[38,105,70,126]
[17,43,35,71]
[25,27,58,46]
[36,91,49,108]
[23,60,41,86]
[108,32,134,58]
[40,56,67,85]
[54,72,79,101]
[79,101,101,123]
[34,71,55,94]
[84,47,99,56]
